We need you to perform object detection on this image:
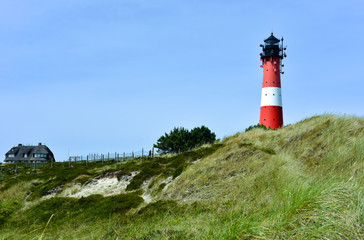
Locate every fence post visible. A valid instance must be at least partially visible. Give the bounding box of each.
[107,152,109,162]
[152,147,154,158]
[142,148,144,157]
[34,160,37,169]
[132,151,134,159]
[117,154,119,162]
[102,154,104,165]
[51,159,53,168]
[86,155,89,166]
[115,152,117,162]
[15,164,18,174]
[123,152,125,160]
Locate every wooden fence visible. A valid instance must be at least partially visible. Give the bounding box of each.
[66,147,156,167]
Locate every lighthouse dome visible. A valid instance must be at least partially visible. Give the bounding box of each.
[260,33,282,58]
[264,33,280,45]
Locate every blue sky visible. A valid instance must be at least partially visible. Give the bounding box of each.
[1,0,363,161]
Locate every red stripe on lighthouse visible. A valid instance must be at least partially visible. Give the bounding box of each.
[259,106,283,129]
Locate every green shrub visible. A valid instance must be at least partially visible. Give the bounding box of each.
[154,126,216,154]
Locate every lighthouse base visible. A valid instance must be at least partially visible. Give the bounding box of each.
[259,106,283,129]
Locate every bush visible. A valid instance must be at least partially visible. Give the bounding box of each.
[154,126,216,154]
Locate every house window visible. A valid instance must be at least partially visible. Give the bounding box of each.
[23,153,28,158]
[34,153,47,158]
[8,154,15,157]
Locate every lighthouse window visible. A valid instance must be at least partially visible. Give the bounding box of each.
[273,94,275,96]
[265,94,267,96]
[264,119,266,121]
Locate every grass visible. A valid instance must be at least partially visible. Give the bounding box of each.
[125,143,223,191]
[0,114,363,239]
[0,200,22,226]
[1,193,143,239]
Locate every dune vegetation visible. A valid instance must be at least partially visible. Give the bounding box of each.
[0,114,363,239]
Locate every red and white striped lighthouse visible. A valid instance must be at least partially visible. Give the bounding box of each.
[259,33,286,129]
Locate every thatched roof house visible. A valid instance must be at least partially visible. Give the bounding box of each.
[4,143,55,163]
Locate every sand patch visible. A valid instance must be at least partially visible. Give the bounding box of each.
[59,171,139,198]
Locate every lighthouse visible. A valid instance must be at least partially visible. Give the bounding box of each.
[259,33,286,129]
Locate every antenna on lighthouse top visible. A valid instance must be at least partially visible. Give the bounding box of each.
[281,37,287,59]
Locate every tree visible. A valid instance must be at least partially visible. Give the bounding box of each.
[189,125,216,147]
[154,126,216,154]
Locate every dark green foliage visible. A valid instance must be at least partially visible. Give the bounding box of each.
[154,126,216,154]
[21,193,143,226]
[154,127,190,154]
[172,166,183,179]
[0,200,21,225]
[245,123,270,132]
[190,126,217,148]
[157,183,166,192]
[148,178,157,189]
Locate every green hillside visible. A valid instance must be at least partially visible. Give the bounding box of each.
[0,115,363,239]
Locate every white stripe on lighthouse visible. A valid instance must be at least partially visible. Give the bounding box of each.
[261,87,282,107]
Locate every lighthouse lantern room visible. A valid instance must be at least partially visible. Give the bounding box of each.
[259,33,286,129]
